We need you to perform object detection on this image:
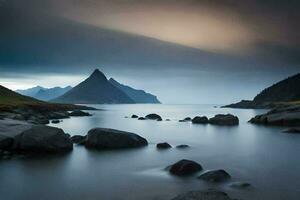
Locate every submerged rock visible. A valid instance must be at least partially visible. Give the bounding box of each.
[283,128,300,133]
[84,128,148,149]
[209,114,239,126]
[145,113,162,121]
[176,144,190,149]
[171,189,234,200]
[230,182,251,189]
[131,114,139,118]
[51,119,60,124]
[138,117,146,120]
[69,110,91,117]
[157,142,172,149]
[70,135,86,144]
[169,159,203,176]
[198,169,231,182]
[192,116,208,124]
[13,125,73,153]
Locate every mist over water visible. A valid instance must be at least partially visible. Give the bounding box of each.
[1,104,300,200]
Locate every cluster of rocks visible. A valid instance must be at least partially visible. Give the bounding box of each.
[179,114,239,126]
[129,113,239,126]
[0,109,92,125]
[166,159,250,197]
[131,113,163,121]
[156,142,189,149]
[0,119,148,160]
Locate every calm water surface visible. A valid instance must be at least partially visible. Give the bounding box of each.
[1,104,300,200]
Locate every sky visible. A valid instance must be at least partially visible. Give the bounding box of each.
[0,0,299,104]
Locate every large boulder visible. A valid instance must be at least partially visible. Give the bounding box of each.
[171,190,234,200]
[69,110,91,117]
[192,116,208,124]
[169,159,203,176]
[145,113,162,121]
[157,142,172,149]
[13,125,73,153]
[198,169,231,182]
[84,128,148,149]
[250,105,300,126]
[209,114,239,126]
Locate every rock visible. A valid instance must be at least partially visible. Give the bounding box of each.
[249,105,300,126]
[179,117,192,122]
[51,119,60,124]
[176,144,190,149]
[13,125,73,153]
[165,119,171,121]
[145,113,162,121]
[138,117,146,120]
[46,111,70,119]
[171,189,234,200]
[156,142,172,149]
[69,110,91,117]
[283,128,300,133]
[70,135,86,144]
[209,114,239,126]
[198,169,231,182]
[230,182,251,189]
[192,116,208,124]
[0,135,14,150]
[84,128,148,149]
[169,159,202,176]
[131,114,139,118]
[157,118,162,121]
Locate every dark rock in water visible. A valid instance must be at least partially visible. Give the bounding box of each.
[230,182,251,189]
[70,135,86,144]
[198,169,231,182]
[138,117,146,120]
[169,159,202,176]
[157,118,162,121]
[192,116,208,124]
[171,189,234,200]
[145,113,162,121]
[84,128,148,149]
[179,117,192,122]
[157,142,172,149]
[176,144,190,149]
[51,119,60,124]
[165,119,171,121]
[69,110,91,117]
[47,111,70,119]
[283,128,300,133]
[0,135,14,150]
[13,125,73,153]
[209,114,239,126]
[249,105,300,126]
[131,114,139,118]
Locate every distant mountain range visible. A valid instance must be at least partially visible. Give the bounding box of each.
[52,69,160,104]
[224,73,300,108]
[109,78,160,104]
[16,86,72,101]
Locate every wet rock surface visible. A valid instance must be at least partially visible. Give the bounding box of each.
[169,159,203,176]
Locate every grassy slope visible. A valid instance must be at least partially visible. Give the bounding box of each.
[0,85,94,112]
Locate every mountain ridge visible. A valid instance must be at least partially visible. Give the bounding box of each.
[224,73,300,108]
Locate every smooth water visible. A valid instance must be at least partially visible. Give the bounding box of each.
[1,104,300,200]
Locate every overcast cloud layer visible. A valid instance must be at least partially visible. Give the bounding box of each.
[0,0,299,103]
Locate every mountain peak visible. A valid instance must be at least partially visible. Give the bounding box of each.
[90,69,107,80]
